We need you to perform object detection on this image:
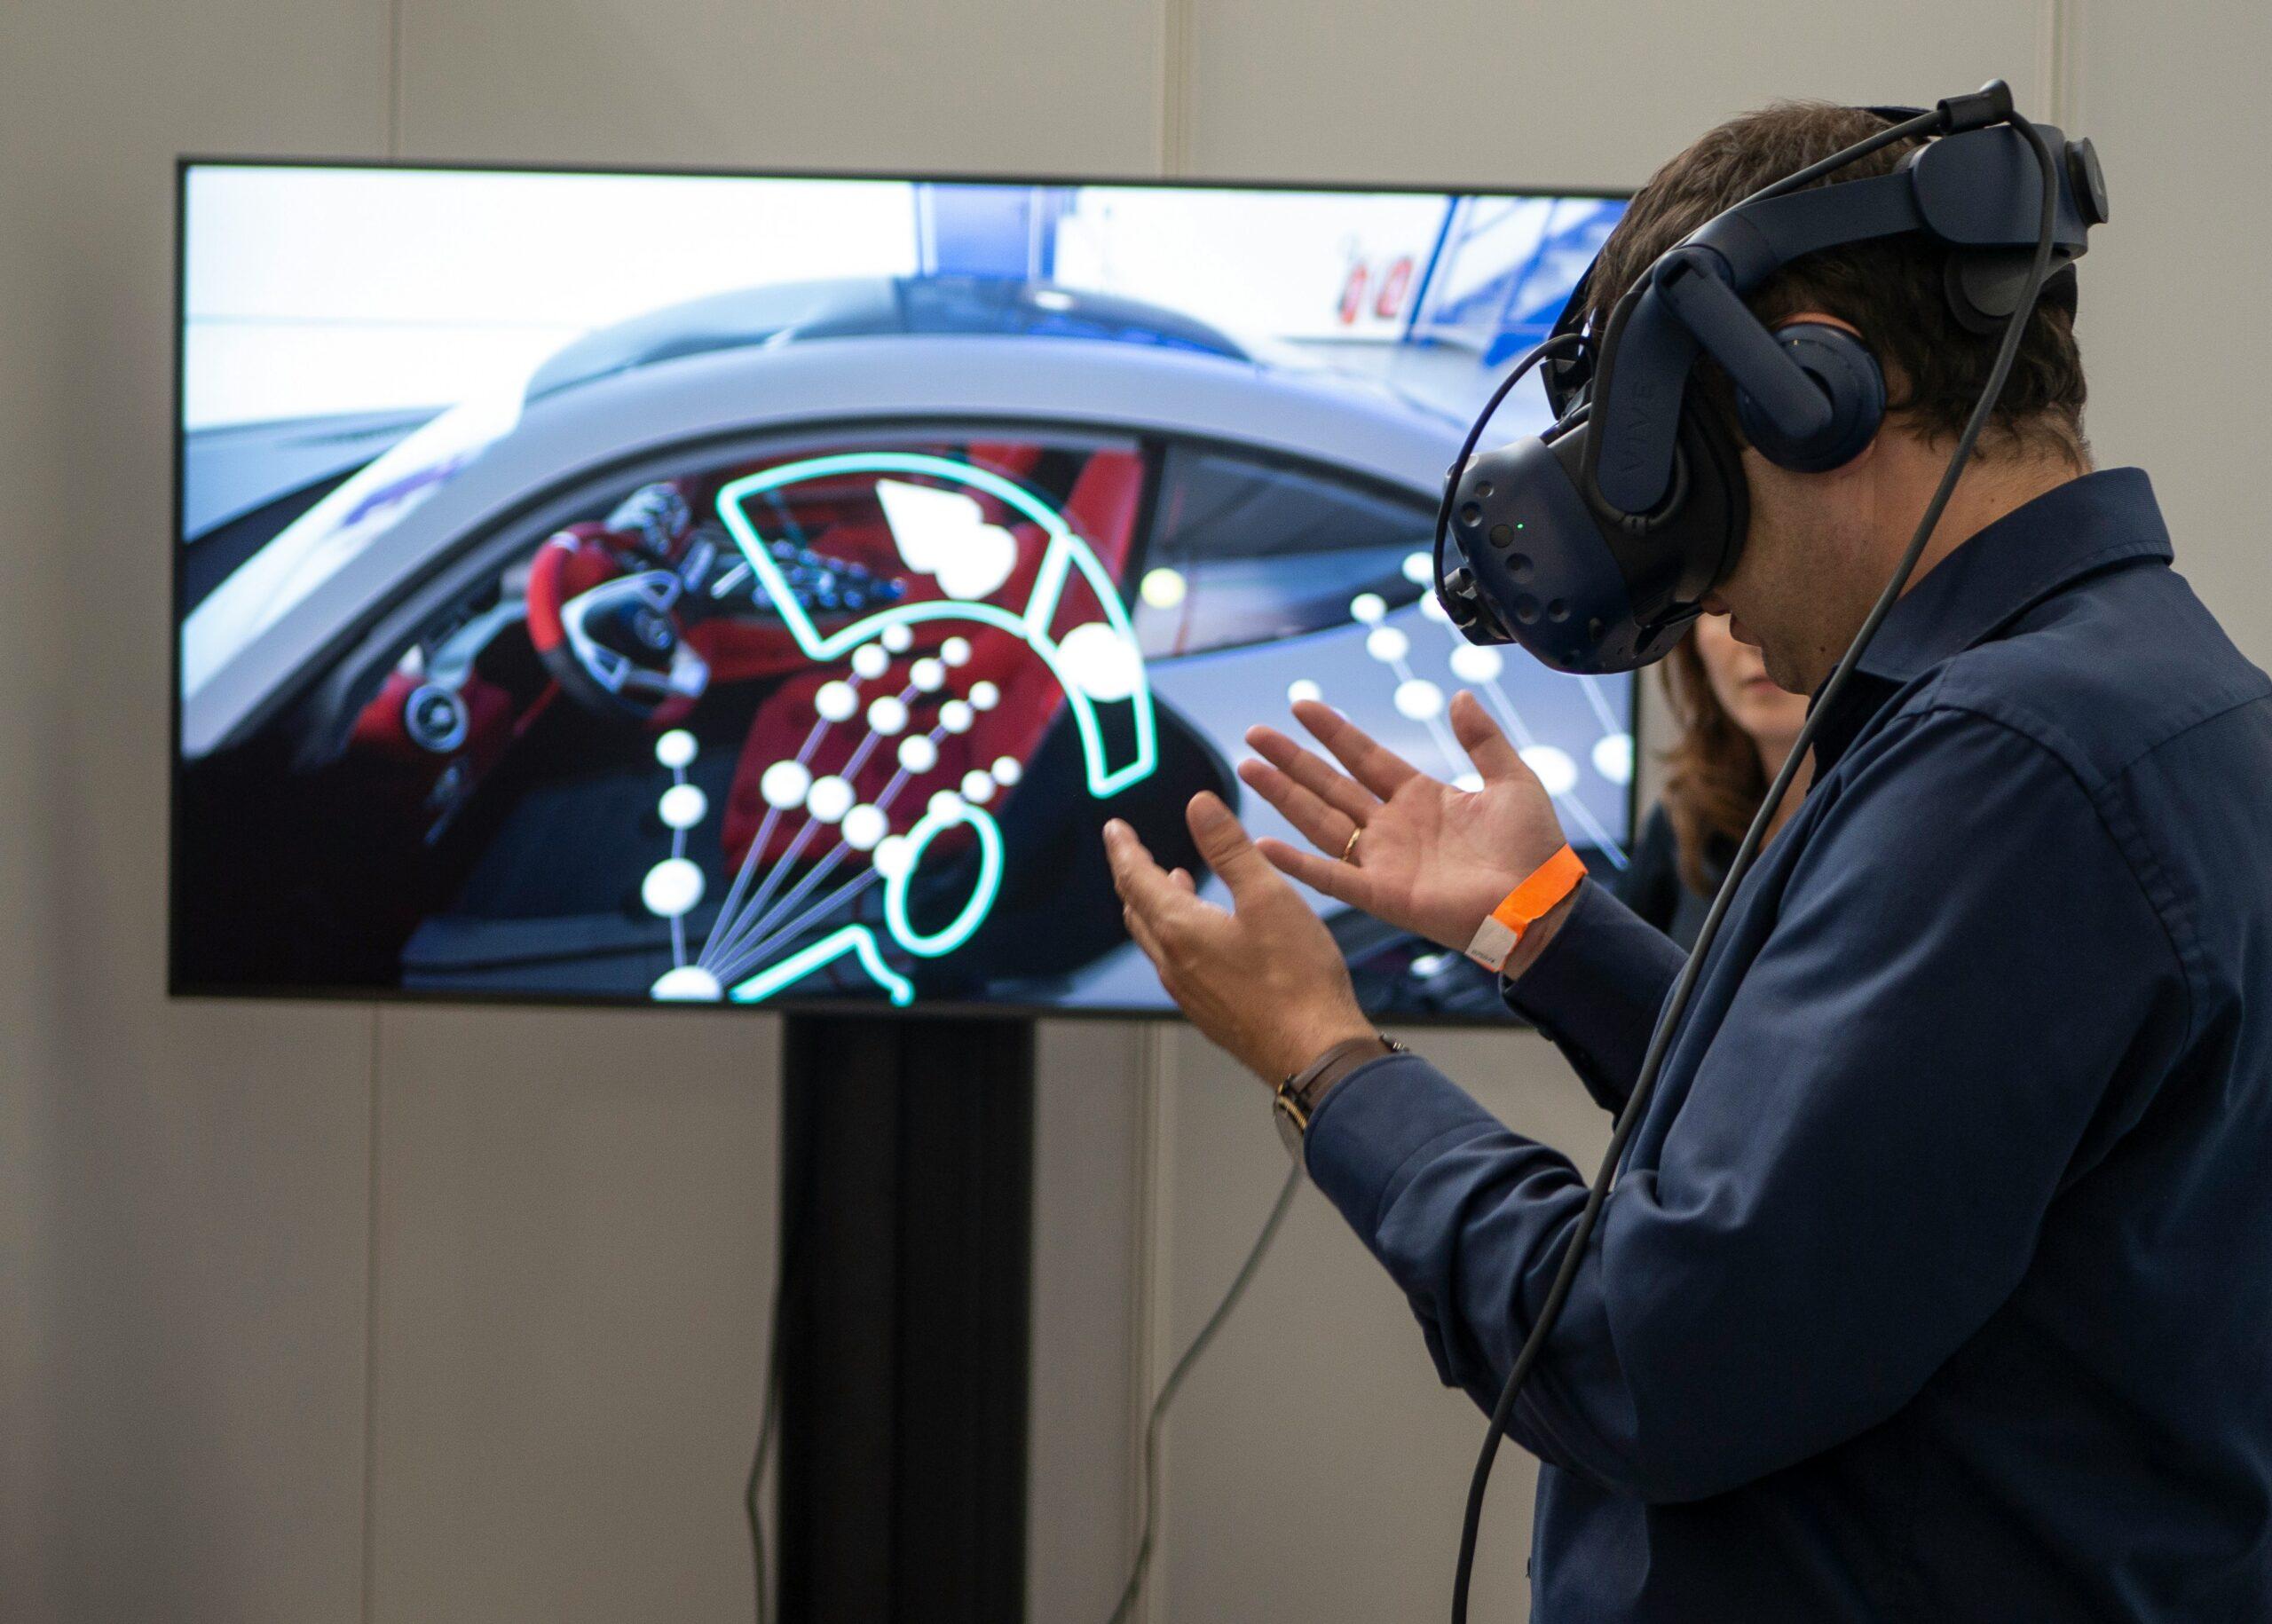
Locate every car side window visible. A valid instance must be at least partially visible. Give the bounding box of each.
[1132,445,1432,658]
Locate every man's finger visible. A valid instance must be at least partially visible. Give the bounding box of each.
[1184,792,1281,905]
[1255,835,1374,911]
[1103,819,1194,923]
[1291,698,1423,800]
[1448,688,1528,784]
[1169,868,1196,894]
[1236,758,1359,857]
[1244,725,1377,823]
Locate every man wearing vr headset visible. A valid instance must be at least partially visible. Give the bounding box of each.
[1107,98,2272,1620]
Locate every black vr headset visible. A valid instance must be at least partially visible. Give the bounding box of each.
[1432,82,2110,674]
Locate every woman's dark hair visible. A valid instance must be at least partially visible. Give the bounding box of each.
[1659,634,1767,896]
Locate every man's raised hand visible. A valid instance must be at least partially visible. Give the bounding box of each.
[1237,690,1568,953]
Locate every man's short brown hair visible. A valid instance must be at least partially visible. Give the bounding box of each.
[1589,101,2088,464]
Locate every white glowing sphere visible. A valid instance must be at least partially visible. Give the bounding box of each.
[872,834,914,881]
[939,699,974,734]
[1456,771,1486,793]
[659,783,708,830]
[1401,551,1434,585]
[807,775,855,824]
[852,644,890,680]
[1520,745,1580,797]
[910,658,946,693]
[651,965,723,1002]
[1286,678,1323,706]
[867,695,909,736]
[961,770,996,804]
[1350,592,1387,625]
[881,623,914,653]
[1393,679,1445,721]
[1450,643,1504,683]
[1419,592,1452,624]
[1592,731,1636,785]
[1140,567,1187,609]
[991,755,1022,786]
[969,681,1000,712]
[927,789,966,822]
[1058,621,1141,702]
[641,857,705,918]
[941,636,973,667]
[897,735,939,775]
[841,804,889,851]
[760,761,812,810]
[815,681,858,722]
[655,729,697,769]
[1366,626,1410,664]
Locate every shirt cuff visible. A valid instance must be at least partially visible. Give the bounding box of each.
[1501,877,1685,1113]
[1301,1051,1501,1234]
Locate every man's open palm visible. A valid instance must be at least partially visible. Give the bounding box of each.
[1238,690,1569,953]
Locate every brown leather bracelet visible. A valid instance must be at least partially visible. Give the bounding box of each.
[1274,1034,1407,1156]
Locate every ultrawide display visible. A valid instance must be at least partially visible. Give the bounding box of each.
[173,162,1629,1016]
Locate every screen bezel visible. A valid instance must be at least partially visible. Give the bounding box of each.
[168,154,1637,1027]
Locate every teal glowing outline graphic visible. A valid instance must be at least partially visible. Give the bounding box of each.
[884,800,1005,958]
[708,451,1154,1006]
[728,925,915,1006]
[714,452,1157,799]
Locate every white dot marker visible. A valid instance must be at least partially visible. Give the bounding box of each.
[939,699,974,734]
[1350,592,1387,625]
[1140,567,1187,609]
[655,729,697,769]
[815,681,858,722]
[910,658,946,692]
[881,624,914,653]
[960,770,995,804]
[760,761,812,810]
[897,735,939,774]
[1394,679,1445,721]
[991,755,1022,786]
[659,783,707,830]
[969,681,1000,712]
[1520,745,1579,797]
[1287,678,1323,706]
[1450,644,1504,683]
[867,696,909,736]
[1058,622,1140,701]
[1419,592,1452,624]
[941,636,973,667]
[872,834,914,880]
[651,965,723,1001]
[927,789,966,822]
[642,857,704,918]
[841,804,888,851]
[1592,731,1635,786]
[807,776,856,823]
[1401,551,1434,585]
[1366,626,1410,664]
[852,644,890,680]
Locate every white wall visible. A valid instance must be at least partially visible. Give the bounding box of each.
[5,1,2268,1620]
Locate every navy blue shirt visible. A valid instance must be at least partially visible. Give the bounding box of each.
[1306,469,2272,1620]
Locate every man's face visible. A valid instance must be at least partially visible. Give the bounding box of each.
[1704,445,1882,696]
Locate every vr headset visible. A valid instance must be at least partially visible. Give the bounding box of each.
[1432,83,2110,674]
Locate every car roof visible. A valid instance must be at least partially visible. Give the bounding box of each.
[525,275,1253,402]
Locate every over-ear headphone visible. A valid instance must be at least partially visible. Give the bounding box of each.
[1432,83,2108,674]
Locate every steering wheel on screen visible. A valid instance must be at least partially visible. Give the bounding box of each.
[525,507,714,721]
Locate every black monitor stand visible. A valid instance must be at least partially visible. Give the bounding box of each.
[774,1013,1035,1623]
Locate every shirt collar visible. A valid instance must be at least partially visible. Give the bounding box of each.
[1850,466,2173,685]
[1803,468,2171,773]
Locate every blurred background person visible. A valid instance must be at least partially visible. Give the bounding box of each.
[1619,613,1811,946]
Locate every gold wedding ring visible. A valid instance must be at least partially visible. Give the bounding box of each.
[1341,824,1362,863]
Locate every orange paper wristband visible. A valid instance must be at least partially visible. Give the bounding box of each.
[1464,843,1588,973]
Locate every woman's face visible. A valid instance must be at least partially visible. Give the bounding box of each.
[1693,612,1809,755]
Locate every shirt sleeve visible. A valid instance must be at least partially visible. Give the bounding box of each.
[1301,705,2188,1502]
[1502,876,1686,1114]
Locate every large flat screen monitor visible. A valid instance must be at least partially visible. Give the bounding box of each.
[172,161,1630,1019]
